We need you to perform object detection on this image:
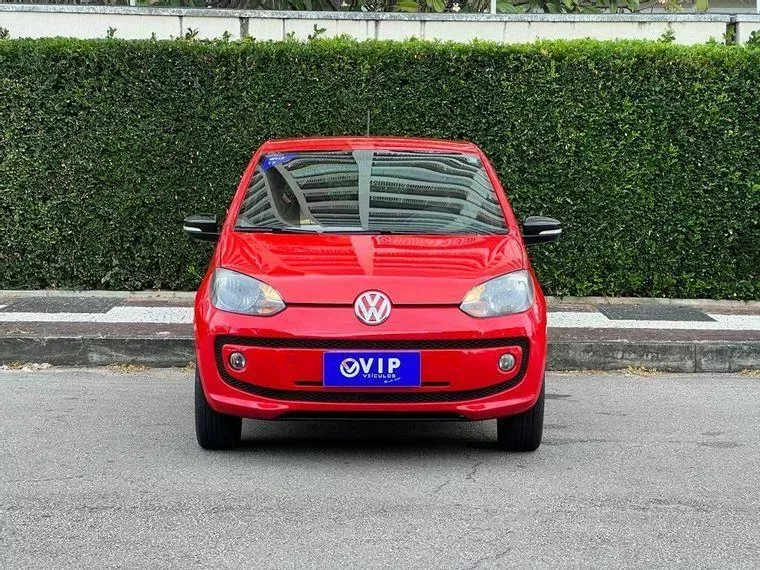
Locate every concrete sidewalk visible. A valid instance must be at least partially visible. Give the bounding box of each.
[0,291,758,372]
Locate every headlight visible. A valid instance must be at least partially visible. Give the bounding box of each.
[460,270,534,317]
[210,268,285,316]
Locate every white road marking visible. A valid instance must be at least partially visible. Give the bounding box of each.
[548,312,760,331]
[0,306,193,324]
[0,307,757,331]
[104,307,193,324]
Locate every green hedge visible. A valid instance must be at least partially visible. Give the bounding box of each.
[1,38,758,299]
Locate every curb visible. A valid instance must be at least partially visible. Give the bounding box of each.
[546,296,760,310]
[548,341,760,373]
[1,336,757,372]
[0,290,197,300]
[0,337,195,368]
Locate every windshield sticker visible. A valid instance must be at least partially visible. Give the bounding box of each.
[261,153,295,171]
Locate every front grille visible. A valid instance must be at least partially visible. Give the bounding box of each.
[215,335,529,404]
[215,335,527,351]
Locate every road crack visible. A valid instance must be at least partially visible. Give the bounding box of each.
[466,460,483,481]
[461,546,513,570]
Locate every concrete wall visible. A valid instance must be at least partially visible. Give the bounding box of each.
[0,5,751,45]
[735,14,760,42]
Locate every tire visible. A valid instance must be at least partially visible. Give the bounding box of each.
[195,369,242,450]
[496,380,544,452]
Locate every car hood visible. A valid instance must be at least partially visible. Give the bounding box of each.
[218,232,526,305]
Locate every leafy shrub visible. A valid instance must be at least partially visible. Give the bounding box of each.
[0,38,758,299]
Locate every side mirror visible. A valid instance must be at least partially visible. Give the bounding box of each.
[183,213,220,242]
[522,216,562,245]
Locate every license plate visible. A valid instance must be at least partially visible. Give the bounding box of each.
[323,352,421,388]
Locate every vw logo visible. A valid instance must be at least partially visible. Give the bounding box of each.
[354,291,392,325]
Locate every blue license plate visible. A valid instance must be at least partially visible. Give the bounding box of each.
[323,352,421,388]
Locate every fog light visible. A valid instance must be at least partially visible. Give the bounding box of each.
[498,353,516,372]
[229,352,246,371]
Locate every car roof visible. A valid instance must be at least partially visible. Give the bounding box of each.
[259,136,481,154]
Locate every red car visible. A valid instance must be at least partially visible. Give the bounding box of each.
[184,137,561,451]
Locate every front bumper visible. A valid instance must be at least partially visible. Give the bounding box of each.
[195,300,547,422]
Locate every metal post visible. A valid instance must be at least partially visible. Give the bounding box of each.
[490,0,497,13]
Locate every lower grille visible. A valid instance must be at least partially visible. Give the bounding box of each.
[276,412,469,421]
[215,336,529,404]
[215,335,527,350]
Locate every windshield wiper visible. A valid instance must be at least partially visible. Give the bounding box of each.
[235,226,318,233]
[236,227,415,235]
[323,229,401,235]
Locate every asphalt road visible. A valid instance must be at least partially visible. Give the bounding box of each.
[1,368,759,569]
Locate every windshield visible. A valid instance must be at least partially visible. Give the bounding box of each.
[235,150,508,235]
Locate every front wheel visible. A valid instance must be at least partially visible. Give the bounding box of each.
[195,369,242,450]
[496,380,544,452]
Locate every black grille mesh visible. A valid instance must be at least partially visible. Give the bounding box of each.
[215,335,528,351]
[214,336,529,404]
